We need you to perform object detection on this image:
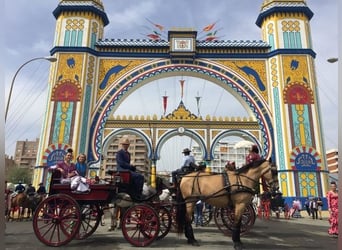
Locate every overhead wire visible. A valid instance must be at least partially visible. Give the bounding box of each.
[5,62,49,155]
[7,69,48,137]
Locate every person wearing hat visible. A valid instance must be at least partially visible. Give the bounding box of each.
[14,180,25,194]
[171,148,196,187]
[25,183,36,197]
[116,136,145,199]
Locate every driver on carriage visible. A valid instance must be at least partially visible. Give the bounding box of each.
[116,137,145,200]
[171,148,200,188]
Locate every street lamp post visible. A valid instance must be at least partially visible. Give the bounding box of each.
[5,56,57,122]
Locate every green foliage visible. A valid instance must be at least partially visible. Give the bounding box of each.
[6,166,33,184]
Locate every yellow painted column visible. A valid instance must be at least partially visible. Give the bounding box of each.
[151,162,156,188]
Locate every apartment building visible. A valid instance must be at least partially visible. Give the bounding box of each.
[102,135,150,179]
[326,149,338,173]
[192,141,250,173]
[14,138,39,169]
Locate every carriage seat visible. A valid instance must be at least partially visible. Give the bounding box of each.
[106,170,132,194]
[50,169,62,185]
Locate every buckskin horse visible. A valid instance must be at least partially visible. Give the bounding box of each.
[175,159,279,250]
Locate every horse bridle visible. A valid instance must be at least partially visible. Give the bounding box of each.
[265,164,279,191]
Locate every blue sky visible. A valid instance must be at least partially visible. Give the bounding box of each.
[4,0,338,164]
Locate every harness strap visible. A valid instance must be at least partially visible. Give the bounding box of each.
[222,171,231,193]
[222,171,233,207]
[229,184,256,195]
[191,172,204,200]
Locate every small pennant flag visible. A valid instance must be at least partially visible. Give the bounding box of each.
[203,23,215,32]
[147,34,160,40]
[179,80,185,99]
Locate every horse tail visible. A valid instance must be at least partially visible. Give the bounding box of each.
[175,187,186,235]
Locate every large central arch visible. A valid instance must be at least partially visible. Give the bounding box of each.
[88,59,274,165]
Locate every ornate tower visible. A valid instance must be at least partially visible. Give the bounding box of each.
[33,0,109,186]
[256,0,328,202]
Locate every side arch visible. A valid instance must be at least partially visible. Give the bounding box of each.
[154,128,207,161]
[209,129,263,160]
[102,128,153,158]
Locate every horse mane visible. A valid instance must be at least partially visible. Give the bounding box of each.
[235,159,267,174]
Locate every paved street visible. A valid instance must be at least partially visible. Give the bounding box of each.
[5,211,338,250]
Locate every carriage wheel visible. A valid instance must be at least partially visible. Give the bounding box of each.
[75,204,102,240]
[214,207,229,235]
[121,204,160,247]
[32,194,81,247]
[214,204,256,236]
[201,205,213,226]
[170,204,178,232]
[156,206,172,240]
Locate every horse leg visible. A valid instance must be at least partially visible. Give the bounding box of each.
[232,205,245,250]
[108,204,116,231]
[184,204,199,246]
[18,206,23,221]
[232,220,243,250]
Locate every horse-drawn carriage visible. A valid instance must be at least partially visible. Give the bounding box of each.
[32,159,279,250]
[32,169,173,247]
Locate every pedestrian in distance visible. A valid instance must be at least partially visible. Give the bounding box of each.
[327,181,338,236]
[194,200,204,227]
[304,197,311,216]
[317,196,323,220]
[310,197,318,219]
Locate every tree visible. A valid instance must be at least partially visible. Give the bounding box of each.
[7,166,33,184]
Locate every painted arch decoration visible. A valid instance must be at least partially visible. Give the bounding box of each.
[42,143,70,166]
[289,146,322,171]
[87,59,274,165]
[284,81,315,147]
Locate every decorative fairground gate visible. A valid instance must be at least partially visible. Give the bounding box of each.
[33,0,329,205]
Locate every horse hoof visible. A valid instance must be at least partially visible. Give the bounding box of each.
[188,239,200,246]
[234,242,243,250]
